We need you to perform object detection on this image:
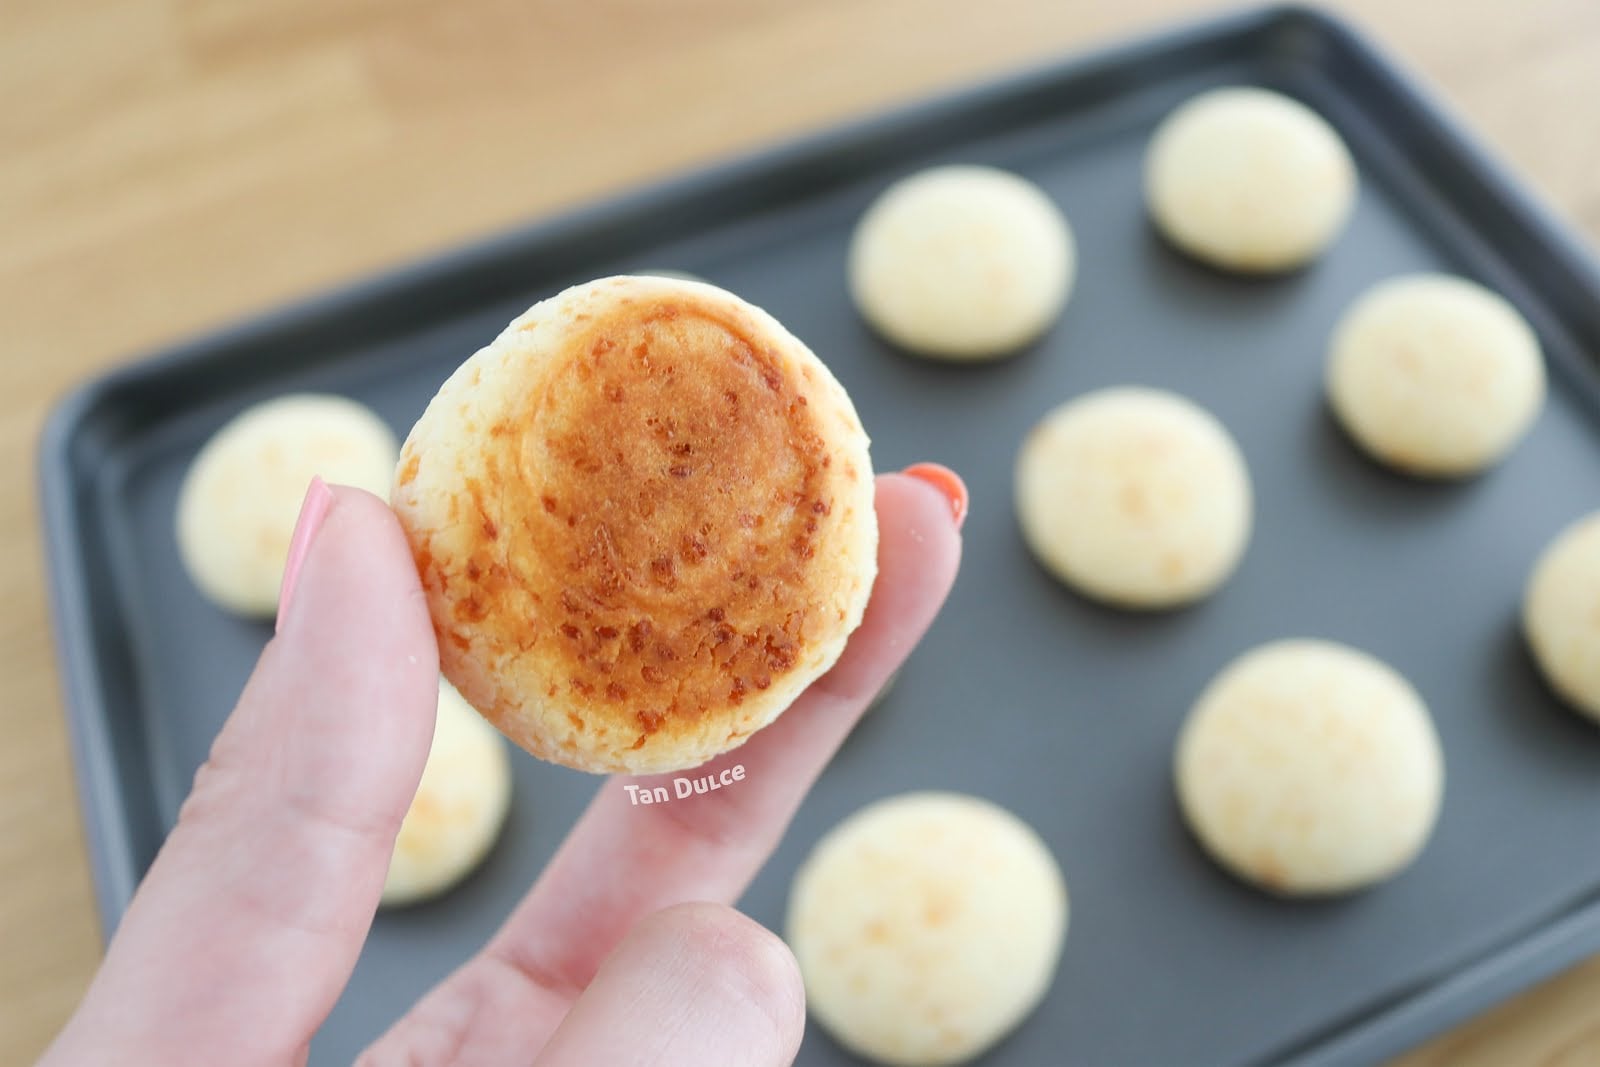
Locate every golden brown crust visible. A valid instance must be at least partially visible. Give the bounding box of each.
[394,277,877,773]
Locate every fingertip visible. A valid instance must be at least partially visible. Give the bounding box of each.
[871,471,964,602]
[276,477,336,634]
[538,902,804,1066]
[776,472,958,715]
[647,903,806,1054]
[878,469,966,544]
[899,462,969,528]
[279,482,440,675]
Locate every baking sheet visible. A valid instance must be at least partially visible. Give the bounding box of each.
[40,7,1600,1065]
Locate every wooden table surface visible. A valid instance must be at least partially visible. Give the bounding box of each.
[4,1,1599,1063]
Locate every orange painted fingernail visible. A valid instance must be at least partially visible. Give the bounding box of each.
[901,463,968,529]
[276,477,335,634]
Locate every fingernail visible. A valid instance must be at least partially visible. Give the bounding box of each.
[276,477,336,634]
[901,463,968,529]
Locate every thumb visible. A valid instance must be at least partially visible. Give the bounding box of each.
[534,903,805,1067]
[44,481,439,1066]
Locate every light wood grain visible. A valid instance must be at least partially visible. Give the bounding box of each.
[3,2,1598,1063]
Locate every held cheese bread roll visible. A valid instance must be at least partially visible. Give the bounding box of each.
[177,394,398,616]
[787,792,1067,1066]
[382,679,513,907]
[393,276,878,775]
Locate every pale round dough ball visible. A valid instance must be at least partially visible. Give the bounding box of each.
[1176,640,1444,896]
[848,165,1075,360]
[1015,387,1252,609]
[1524,513,1600,723]
[1327,274,1546,477]
[383,679,514,906]
[176,394,398,615]
[787,792,1067,1067]
[1145,87,1356,272]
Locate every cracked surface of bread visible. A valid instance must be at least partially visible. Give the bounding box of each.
[393,276,877,774]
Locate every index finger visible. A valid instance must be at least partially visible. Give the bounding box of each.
[364,470,962,1062]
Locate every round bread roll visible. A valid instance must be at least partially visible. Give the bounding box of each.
[1524,513,1600,723]
[393,276,878,775]
[1014,387,1252,609]
[383,679,513,907]
[848,165,1075,360]
[176,394,399,616]
[1327,274,1545,477]
[1145,87,1356,272]
[787,792,1067,1066]
[1176,640,1444,896]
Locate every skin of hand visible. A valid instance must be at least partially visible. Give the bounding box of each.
[40,466,965,1067]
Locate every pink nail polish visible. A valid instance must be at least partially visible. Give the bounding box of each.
[901,463,968,529]
[276,477,335,634]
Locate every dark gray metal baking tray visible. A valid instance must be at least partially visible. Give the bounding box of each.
[39,6,1600,1065]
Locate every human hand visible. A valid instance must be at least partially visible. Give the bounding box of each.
[42,467,964,1066]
